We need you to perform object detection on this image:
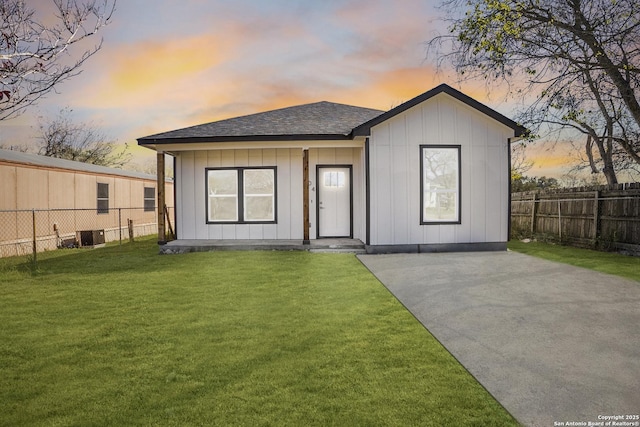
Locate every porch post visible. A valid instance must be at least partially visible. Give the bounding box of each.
[157,151,166,244]
[303,148,310,244]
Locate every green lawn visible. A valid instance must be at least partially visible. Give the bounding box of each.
[0,238,518,426]
[508,240,640,282]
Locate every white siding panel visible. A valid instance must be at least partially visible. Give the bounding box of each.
[391,145,409,244]
[456,107,473,146]
[352,148,366,241]
[263,149,278,239]
[406,107,423,146]
[423,102,440,143]
[221,151,235,167]
[248,224,262,239]
[424,224,441,244]
[175,156,184,238]
[406,112,424,244]
[277,148,292,239]
[234,149,248,167]
[439,99,456,141]
[180,152,196,239]
[248,150,262,166]
[485,145,503,241]
[194,151,207,239]
[236,224,251,239]
[289,149,303,240]
[373,141,392,244]
[440,224,456,244]
[222,224,237,239]
[470,145,487,242]
[173,148,299,240]
[369,92,514,246]
[457,145,472,243]
[335,148,352,164]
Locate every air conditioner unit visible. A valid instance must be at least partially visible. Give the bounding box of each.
[77,230,105,248]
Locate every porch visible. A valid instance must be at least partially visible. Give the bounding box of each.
[159,238,365,254]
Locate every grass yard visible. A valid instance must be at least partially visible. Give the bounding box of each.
[0,238,518,426]
[508,240,640,282]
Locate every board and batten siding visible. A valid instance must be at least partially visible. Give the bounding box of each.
[368,92,513,246]
[175,146,365,240]
[176,148,303,240]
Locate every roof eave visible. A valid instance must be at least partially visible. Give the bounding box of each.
[137,133,353,147]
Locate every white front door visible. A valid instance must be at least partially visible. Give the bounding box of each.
[318,166,351,237]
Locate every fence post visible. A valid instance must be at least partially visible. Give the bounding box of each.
[31,209,37,266]
[118,208,122,245]
[128,219,134,242]
[557,198,562,242]
[593,190,600,247]
[530,193,538,236]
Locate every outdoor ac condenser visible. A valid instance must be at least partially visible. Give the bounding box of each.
[77,230,105,248]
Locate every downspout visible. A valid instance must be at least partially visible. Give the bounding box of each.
[173,154,178,239]
[507,137,513,242]
[365,137,371,246]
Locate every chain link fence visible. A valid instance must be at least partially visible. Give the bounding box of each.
[0,206,175,259]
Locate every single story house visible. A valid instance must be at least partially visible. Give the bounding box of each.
[137,83,526,253]
[0,148,174,256]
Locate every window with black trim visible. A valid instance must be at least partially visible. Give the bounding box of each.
[97,183,109,214]
[206,167,276,223]
[144,187,156,212]
[420,145,461,224]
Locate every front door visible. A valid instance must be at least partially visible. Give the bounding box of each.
[317,166,352,238]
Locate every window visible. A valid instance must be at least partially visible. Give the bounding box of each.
[97,183,109,214]
[420,145,461,224]
[144,187,156,212]
[323,171,346,188]
[206,167,276,223]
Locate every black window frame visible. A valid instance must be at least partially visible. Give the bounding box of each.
[420,145,462,225]
[205,167,277,224]
[97,182,109,214]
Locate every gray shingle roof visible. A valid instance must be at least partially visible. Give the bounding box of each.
[138,101,385,143]
[0,148,158,181]
[137,84,527,147]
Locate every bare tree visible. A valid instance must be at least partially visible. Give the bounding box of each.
[37,107,130,167]
[429,0,640,184]
[0,0,116,120]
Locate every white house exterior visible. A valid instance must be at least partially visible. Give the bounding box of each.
[138,84,525,253]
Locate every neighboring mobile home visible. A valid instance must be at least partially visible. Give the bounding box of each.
[0,148,174,256]
[137,84,526,253]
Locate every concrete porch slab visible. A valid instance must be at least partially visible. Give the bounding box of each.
[159,239,365,254]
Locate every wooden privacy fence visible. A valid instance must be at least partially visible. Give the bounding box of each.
[511,183,640,253]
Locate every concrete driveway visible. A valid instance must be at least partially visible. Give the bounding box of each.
[358,251,640,427]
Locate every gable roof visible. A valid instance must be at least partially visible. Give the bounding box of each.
[0,148,158,181]
[352,83,527,137]
[138,101,385,145]
[137,84,526,147]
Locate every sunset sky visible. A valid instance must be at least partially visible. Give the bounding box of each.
[0,0,580,179]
